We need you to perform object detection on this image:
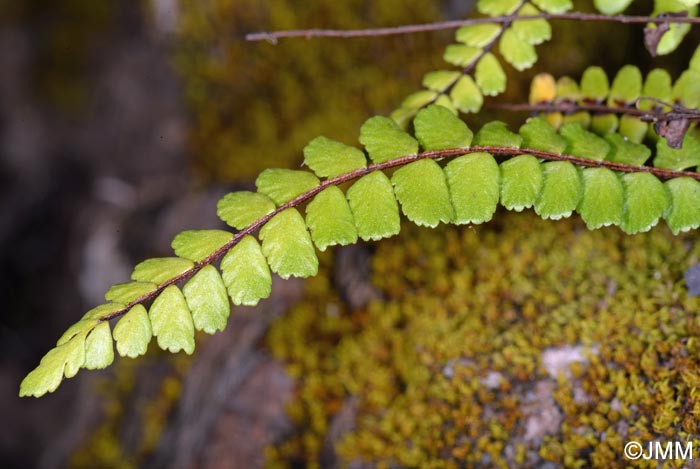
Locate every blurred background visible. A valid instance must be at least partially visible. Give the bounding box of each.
[2,1,699,468]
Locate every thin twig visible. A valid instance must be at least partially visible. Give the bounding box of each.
[422,0,526,106]
[100,146,700,325]
[246,12,700,42]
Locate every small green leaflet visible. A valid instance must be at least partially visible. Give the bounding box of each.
[220,235,271,306]
[390,106,418,128]
[57,318,98,346]
[577,168,624,229]
[556,76,581,100]
[256,168,320,206]
[591,114,619,135]
[560,123,610,161]
[445,152,500,224]
[306,186,358,251]
[113,304,152,358]
[477,0,520,15]
[61,332,87,379]
[83,322,114,370]
[346,171,400,241]
[500,155,543,211]
[422,70,460,92]
[640,69,672,110]
[20,350,66,397]
[456,23,501,48]
[519,117,566,154]
[620,172,669,234]
[433,95,457,114]
[651,2,697,56]
[474,121,522,148]
[360,116,419,163]
[580,66,609,101]
[19,331,88,397]
[655,21,691,56]
[499,29,537,71]
[149,284,195,354]
[171,230,233,263]
[132,257,194,285]
[401,90,439,110]
[413,105,472,151]
[450,75,483,113]
[303,136,367,179]
[562,112,591,127]
[81,303,126,321]
[392,160,454,228]
[605,134,651,166]
[655,133,700,170]
[608,65,642,105]
[690,44,700,71]
[217,191,276,230]
[259,208,318,279]
[105,281,157,304]
[443,44,481,67]
[672,70,700,108]
[665,177,700,234]
[513,4,552,45]
[594,0,633,15]
[531,0,573,13]
[535,162,582,220]
[475,53,506,96]
[183,265,230,334]
[618,116,647,144]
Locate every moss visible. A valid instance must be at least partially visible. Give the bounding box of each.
[267,211,700,468]
[68,343,193,468]
[175,0,451,181]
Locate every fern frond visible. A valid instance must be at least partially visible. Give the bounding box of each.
[393,0,558,125]
[20,103,700,398]
[391,1,700,128]
[521,48,700,149]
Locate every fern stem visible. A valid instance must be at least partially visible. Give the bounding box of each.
[99,147,700,324]
[487,102,700,123]
[247,13,700,42]
[458,0,527,76]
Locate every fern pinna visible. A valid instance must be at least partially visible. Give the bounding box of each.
[19,0,700,397]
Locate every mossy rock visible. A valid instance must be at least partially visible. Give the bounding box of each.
[267,210,700,468]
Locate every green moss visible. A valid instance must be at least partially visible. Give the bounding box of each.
[68,343,193,468]
[175,0,448,180]
[267,211,700,468]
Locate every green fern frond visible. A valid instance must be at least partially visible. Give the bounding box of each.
[393,0,557,125]
[527,49,700,149]
[391,0,700,128]
[20,96,700,398]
